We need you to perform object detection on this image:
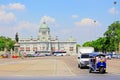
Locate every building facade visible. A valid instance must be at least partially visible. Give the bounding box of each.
[19,22,77,55]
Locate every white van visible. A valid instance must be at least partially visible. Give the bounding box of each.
[78,47,94,69]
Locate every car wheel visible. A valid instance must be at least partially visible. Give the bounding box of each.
[79,63,82,69]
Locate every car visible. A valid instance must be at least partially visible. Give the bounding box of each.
[106,54,112,59]
[112,54,118,58]
[45,53,51,56]
[25,54,34,57]
[116,54,120,59]
[34,53,45,57]
[54,52,66,56]
[1,53,10,58]
[78,47,94,69]
[117,54,120,58]
[54,52,62,56]
[53,51,66,56]
[78,53,90,68]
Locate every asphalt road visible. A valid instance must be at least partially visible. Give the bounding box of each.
[0,74,120,80]
[0,56,120,80]
[0,56,89,76]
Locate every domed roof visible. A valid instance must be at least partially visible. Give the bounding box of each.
[68,36,75,42]
[40,22,49,29]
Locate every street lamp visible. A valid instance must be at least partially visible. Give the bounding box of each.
[113,1,117,21]
[113,1,118,53]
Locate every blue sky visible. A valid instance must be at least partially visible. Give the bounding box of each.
[0,0,120,45]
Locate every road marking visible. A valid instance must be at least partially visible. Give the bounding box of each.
[63,62,76,76]
[53,59,57,76]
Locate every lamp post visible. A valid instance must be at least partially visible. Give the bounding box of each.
[113,1,117,21]
[113,1,118,53]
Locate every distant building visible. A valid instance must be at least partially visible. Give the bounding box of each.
[19,22,77,55]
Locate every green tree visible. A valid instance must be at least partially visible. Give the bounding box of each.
[83,37,107,52]
[94,37,107,52]
[0,36,6,51]
[83,41,93,47]
[82,21,120,52]
[0,36,15,51]
[104,21,120,52]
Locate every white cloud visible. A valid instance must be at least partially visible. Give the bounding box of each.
[72,15,79,19]
[0,5,6,10]
[109,7,118,14]
[40,16,56,24]
[50,18,102,44]
[0,3,25,11]
[9,3,25,10]
[0,21,39,38]
[0,3,25,22]
[0,10,16,22]
[14,21,38,31]
[75,18,100,27]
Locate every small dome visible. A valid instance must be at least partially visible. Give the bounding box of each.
[40,22,49,29]
[68,36,75,41]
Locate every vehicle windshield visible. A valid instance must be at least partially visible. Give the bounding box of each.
[81,54,89,58]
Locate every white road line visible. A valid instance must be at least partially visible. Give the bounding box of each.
[53,59,57,76]
[63,62,76,76]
